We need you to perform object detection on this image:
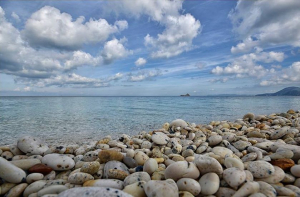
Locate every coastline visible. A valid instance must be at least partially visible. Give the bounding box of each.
[0,109,300,196]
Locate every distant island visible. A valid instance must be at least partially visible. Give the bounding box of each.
[180,93,190,97]
[256,87,300,96]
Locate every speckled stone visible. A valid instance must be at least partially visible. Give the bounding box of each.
[124,172,151,186]
[23,180,47,197]
[223,167,246,188]
[247,161,275,178]
[57,187,133,197]
[68,172,94,184]
[80,161,100,175]
[177,178,201,196]
[256,166,285,184]
[123,181,146,197]
[17,136,49,156]
[134,151,149,166]
[144,179,178,197]
[41,154,75,171]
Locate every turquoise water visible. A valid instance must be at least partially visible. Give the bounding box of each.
[1,96,300,145]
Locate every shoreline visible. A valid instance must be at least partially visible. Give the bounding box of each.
[1,109,300,196]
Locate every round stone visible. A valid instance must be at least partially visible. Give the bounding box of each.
[291,165,300,177]
[144,179,178,197]
[151,132,169,145]
[143,158,158,175]
[165,161,200,181]
[223,167,246,188]
[247,160,275,178]
[199,172,219,195]
[177,178,201,196]
[17,136,49,156]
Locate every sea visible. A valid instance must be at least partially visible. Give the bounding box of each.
[1,96,300,145]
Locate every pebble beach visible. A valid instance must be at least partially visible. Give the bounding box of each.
[1,109,300,197]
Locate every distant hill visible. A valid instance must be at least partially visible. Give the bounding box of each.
[256,87,300,96]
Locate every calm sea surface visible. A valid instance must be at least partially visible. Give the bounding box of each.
[1,96,300,145]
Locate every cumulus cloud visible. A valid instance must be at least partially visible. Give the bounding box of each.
[22,6,127,50]
[211,50,284,79]
[135,58,147,67]
[101,38,132,64]
[229,0,300,53]
[0,6,131,90]
[64,51,101,71]
[108,0,201,58]
[145,14,201,58]
[260,61,300,86]
[128,69,162,82]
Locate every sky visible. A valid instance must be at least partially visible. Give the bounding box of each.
[0,0,300,96]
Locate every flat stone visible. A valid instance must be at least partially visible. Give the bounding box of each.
[270,158,294,170]
[10,159,41,170]
[23,180,47,197]
[37,185,68,196]
[0,157,26,183]
[57,187,133,197]
[28,164,53,175]
[5,183,28,197]
[41,154,75,171]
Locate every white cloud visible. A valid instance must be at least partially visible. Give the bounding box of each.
[145,14,201,58]
[211,50,284,79]
[260,61,300,86]
[34,73,107,88]
[109,0,182,22]
[22,6,127,50]
[101,38,132,64]
[128,69,162,82]
[107,73,123,81]
[64,51,101,71]
[230,0,300,53]
[0,7,131,89]
[11,12,20,22]
[108,0,200,58]
[135,58,147,67]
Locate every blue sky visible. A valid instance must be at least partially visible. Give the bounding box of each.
[0,0,300,96]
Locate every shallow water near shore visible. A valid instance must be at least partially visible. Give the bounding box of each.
[1,96,300,145]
